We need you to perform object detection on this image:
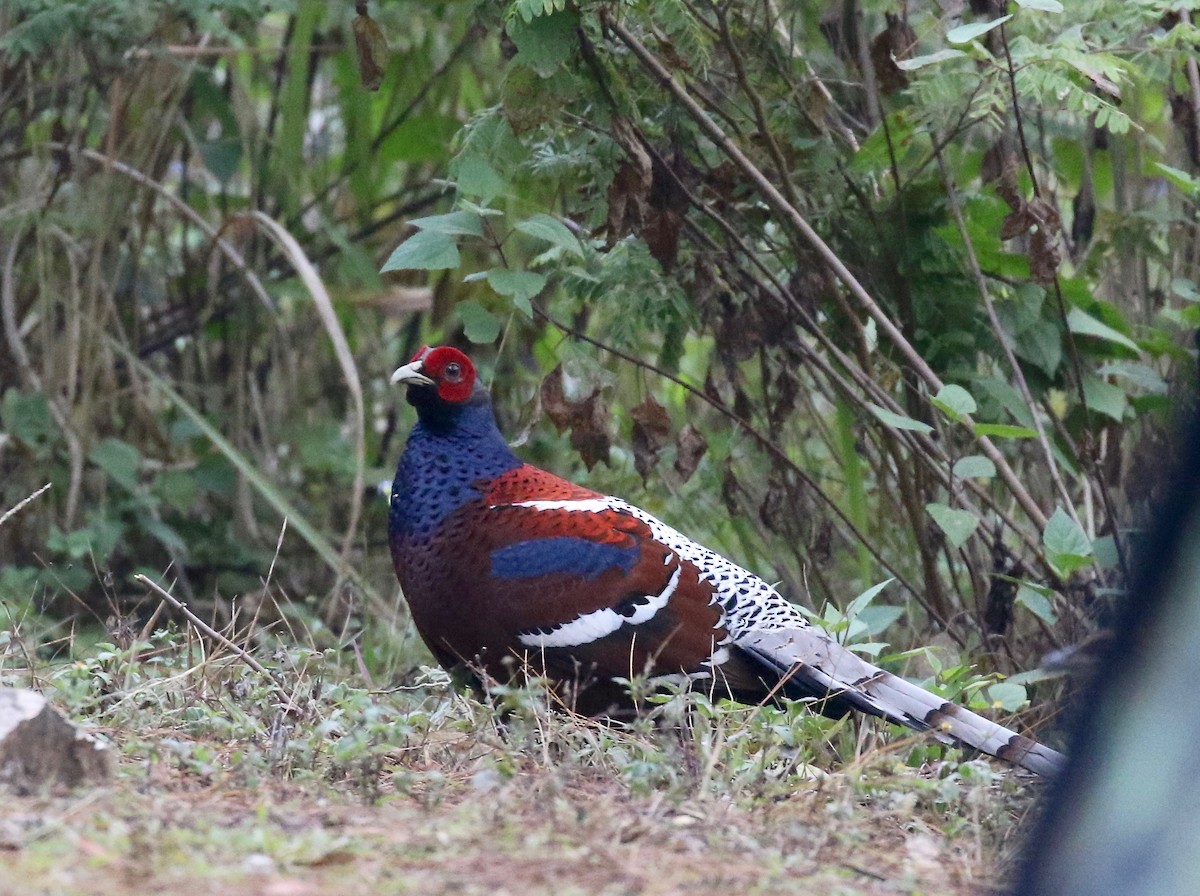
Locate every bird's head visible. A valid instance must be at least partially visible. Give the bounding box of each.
[391,345,483,418]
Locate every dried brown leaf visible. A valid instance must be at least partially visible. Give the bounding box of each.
[674,423,708,483]
[541,365,573,433]
[541,366,611,469]
[605,117,653,244]
[1000,202,1035,240]
[570,394,611,470]
[630,396,672,482]
[1030,225,1061,285]
[644,208,682,270]
[870,14,917,96]
[353,13,389,91]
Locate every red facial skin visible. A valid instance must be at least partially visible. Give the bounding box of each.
[411,345,476,403]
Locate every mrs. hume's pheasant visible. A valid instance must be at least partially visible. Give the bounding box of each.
[389,345,1063,776]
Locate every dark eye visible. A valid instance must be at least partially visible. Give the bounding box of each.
[444,362,462,381]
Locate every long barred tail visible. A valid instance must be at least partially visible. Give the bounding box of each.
[736,627,1064,777]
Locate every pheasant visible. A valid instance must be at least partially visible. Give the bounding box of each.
[389,345,1063,776]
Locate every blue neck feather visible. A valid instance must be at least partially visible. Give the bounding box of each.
[390,394,521,539]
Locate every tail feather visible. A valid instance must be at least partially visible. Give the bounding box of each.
[735,626,1064,777]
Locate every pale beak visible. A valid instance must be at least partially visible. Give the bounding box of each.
[390,360,435,386]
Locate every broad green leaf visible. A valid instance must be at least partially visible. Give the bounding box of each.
[89,438,141,491]
[409,211,484,237]
[1043,506,1093,577]
[1092,534,1120,569]
[987,681,1028,712]
[858,604,904,637]
[1095,361,1167,394]
[507,8,578,77]
[154,469,198,512]
[973,376,1037,429]
[1014,318,1063,377]
[457,300,502,343]
[381,230,460,272]
[932,384,977,421]
[896,48,966,71]
[1016,584,1057,624]
[952,455,996,480]
[845,578,894,621]
[868,403,933,434]
[1171,278,1200,303]
[453,156,508,203]
[847,642,890,658]
[1007,668,1061,686]
[515,213,583,256]
[1014,0,1063,11]
[486,269,546,317]
[925,503,980,549]
[143,517,187,556]
[973,422,1038,439]
[1,389,55,447]
[1082,376,1128,422]
[1066,307,1138,352]
[1155,163,1200,197]
[947,15,1012,43]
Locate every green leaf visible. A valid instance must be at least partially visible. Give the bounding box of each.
[1,389,55,447]
[1094,361,1167,394]
[952,455,996,480]
[973,422,1038,439]
[507,8,578,77]
[1066,307,1138,353]
[409,211,484,237]
[456,300,502,343]
[1014,319,1062,377]
[1171,278,1200,303]
[89,438,141,491]
[844,578,894,621]
[143,517,187,556]
[154,469,198,512]
[453,156,508,203]
[1092,535,1120,569]
[947,15,1012,43]
[925,503,980,549]
[858,604,904,638]
[1015,584,1057,624]
[986,681,1028,712]
[1043,506,1093,577]
[1081,376,1128,422]
[1155,163,1200,198]
[1014,0,1063,11]
[868,404,933,434]
[514,213,583,257]
[895,49,966,71]
[931,384,977,421]
[486,269,547,317]
[381,230,460,272]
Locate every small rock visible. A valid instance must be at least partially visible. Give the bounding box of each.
[242,852,278,874]
[0,688,112,792]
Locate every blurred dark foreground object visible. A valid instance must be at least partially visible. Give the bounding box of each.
[1014,411,1200,896]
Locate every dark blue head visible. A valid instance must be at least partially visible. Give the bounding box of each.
[389,346,521,538]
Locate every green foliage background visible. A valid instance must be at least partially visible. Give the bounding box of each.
[3,0,1199,728]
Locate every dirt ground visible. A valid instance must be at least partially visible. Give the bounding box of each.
[1,753,1035,896]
